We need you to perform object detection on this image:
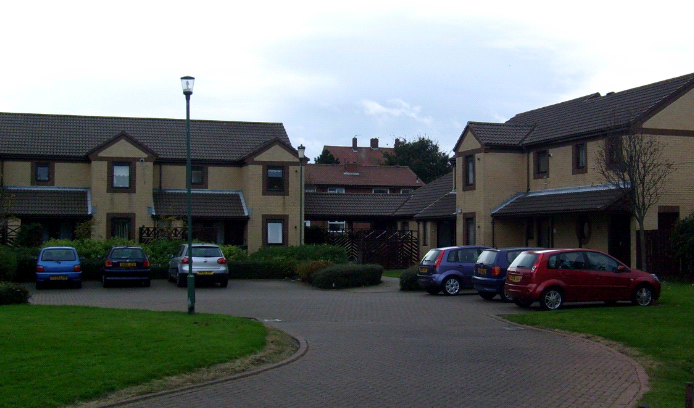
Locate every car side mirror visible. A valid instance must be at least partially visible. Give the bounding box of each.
[617,265,628,272]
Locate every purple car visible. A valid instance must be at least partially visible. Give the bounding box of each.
[417,246,490,295]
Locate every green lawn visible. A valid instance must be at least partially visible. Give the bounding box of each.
[382,268,408,278]
[503,281,694,407]
[0,305,267,408]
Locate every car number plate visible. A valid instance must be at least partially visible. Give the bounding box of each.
[478,268,487,275]
[419,267,428,273]
[198,271,214,275]
[509,275,521,282]
[120,262,136,267]
[50,275,68,280]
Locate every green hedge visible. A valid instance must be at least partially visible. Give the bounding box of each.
[0,246,19,282]
[0,282,31,305]
[311,264,383,289]
[228,259,297,279]
[248,244,348,264]
[399,266,423,291]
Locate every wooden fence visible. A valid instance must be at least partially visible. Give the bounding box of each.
[316,229,419,269]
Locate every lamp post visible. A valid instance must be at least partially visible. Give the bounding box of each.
[181,76,195,314]
[297,145,305,245]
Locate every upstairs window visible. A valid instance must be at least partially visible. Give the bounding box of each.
[35,163,50,182]
[32,162,54,186]
[463,154,475,190]
[573,143,587,175]
[373,188,389,194]
[263,165,288,196]
[534,150,549,179]
[191,166,204,186]
[328,187,345,193]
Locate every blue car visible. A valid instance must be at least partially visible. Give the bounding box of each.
[35,246,82,289]
[417,246,490,295]
[472,247,538,302]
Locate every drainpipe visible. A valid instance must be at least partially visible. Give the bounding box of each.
[491,217,495,248]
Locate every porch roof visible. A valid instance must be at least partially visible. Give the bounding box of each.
[152,190,248,219]
[492,185,629,217]
[3,187,91,217]
[305,192,409,220]
[414,192,456,220]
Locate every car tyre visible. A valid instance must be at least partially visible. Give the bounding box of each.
[631,284,654,306]
[35,281,43,290]
[500,290,514,303]
[220,278,229,288]
[479,292,496,300]
[176,273,186,288]
[425,287,440,295]
[442,277,461,296]
[539,287,564,310]
[144,279,151,288]
[74,281,82,289]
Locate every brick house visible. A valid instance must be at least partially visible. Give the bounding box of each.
[0,112,303,252]
[453,72,694,268]
[322,137,397,166]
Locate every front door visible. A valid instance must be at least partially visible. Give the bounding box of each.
[608,214,631,266]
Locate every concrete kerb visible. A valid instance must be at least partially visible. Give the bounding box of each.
[93,327,309,408]
[488,313,650,408]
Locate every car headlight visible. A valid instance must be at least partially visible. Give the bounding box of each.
[650,273,660,282]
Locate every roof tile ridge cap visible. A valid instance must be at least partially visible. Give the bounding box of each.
[517,123,538,145]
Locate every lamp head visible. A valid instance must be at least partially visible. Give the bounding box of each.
[181,76,195,95]
[297,144,305,160]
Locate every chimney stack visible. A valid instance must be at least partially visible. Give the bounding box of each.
[352,137,358,152]
[370,138,379,149]
[394,138,400,148]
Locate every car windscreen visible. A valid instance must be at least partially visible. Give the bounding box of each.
[421,249,441,263]
[191,247,223,257]
[508,253,539,269]
[110,248,146,260]
[41,249,76,261]
[476,250,498,265]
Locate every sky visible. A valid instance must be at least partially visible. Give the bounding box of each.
[2,0,693,162]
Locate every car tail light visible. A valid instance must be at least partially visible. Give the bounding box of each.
[434,251,445,268]
[217,258,227,265]
[491,266,501,276]
[181,257,189,264]
[105,260,113,268]
[74,265,81,272]
[143,260,150,267]
[36,265,44,272]
[531,256,543,273]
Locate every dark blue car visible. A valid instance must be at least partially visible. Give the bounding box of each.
[102,246,151,288]
[35,246,82,289]
[417,246,490,295]
[472,247,538,301]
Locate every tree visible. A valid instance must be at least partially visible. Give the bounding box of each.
[382,136,451,183]
[314,148,340,164]
[595,130,674,270]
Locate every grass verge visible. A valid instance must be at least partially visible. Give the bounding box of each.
[503,281,694,407]
[0,305,290,408]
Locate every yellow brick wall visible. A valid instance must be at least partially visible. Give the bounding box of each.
[2,161,30,186]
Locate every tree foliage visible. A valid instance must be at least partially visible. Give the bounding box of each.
[671,213,694,277]
[595,131,674,269]
[382,136,451,183]
[314,148,340,164]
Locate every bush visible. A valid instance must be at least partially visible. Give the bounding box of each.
[399,266,423,291]
[14,223,43,247]
[672,214,694,279]
[311,264,383,289]
[13,247,40,282]
[295,260,335,282]
[0,281,30,305]
[248,244,348,264]
[220,245,248,262]
[0,246,19,282]
[228,259,297,279]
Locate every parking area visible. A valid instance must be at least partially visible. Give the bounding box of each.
[30,278,647,408]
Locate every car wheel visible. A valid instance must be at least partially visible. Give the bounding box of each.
[425,287,440,295]
[479,292,496,300]
[500,290,514,303]
[631,285,654,306]
[144,279,151,288]
[35,281,43,290]
[176,273,186,288]
[74,281,82,289]
[168,269,176,283]
[219,278,228,288]
[442,277,461,296]
[514,298,533,308]
[539,287,564,310]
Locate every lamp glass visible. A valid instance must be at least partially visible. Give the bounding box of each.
[298,144,305,159]
[181,76,195,94]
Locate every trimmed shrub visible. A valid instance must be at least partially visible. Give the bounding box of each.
[13,247,40,282]
[311,264,383,289]
[220,245,248,262]
[0,246,19,282]
[14,223,43,248]
[228,258,297,279]
[399,266,423,291]
[0,281,31,305]
[296,260,335,282]
[249,244,348,264]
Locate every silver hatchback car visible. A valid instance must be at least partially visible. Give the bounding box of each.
[168,243,229,287]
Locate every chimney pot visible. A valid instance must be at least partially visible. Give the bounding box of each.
[352,137,358,151]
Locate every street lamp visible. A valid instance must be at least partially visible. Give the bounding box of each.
[181,76,195,314]
[297,145,305,245]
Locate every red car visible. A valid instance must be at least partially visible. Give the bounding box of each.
[505,249,661,310]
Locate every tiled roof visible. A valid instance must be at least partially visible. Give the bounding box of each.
[0,112,292,162]
[4,187,90,216]
[463,73,694,148]
[305,193,409,219]
[153,190,248,218]
[491,185,628,217]
[414,192,456,220]
[305,164,423,187]
[323,145,394,166]
[394,173,454,217]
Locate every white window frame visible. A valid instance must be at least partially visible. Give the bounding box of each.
[328,187,345,193]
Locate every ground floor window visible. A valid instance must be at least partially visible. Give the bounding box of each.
[463,213,476,245]
[107,213,135,240]
[328,221,346,233]
[263,215,288,246]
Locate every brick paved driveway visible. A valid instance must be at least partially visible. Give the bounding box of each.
[31,278,647,408]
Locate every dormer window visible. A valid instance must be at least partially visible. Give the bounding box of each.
[32,162,54,186]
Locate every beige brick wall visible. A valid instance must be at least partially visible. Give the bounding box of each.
[644,89,694,130]
[3,161,30,186]
[55,163,91,187]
